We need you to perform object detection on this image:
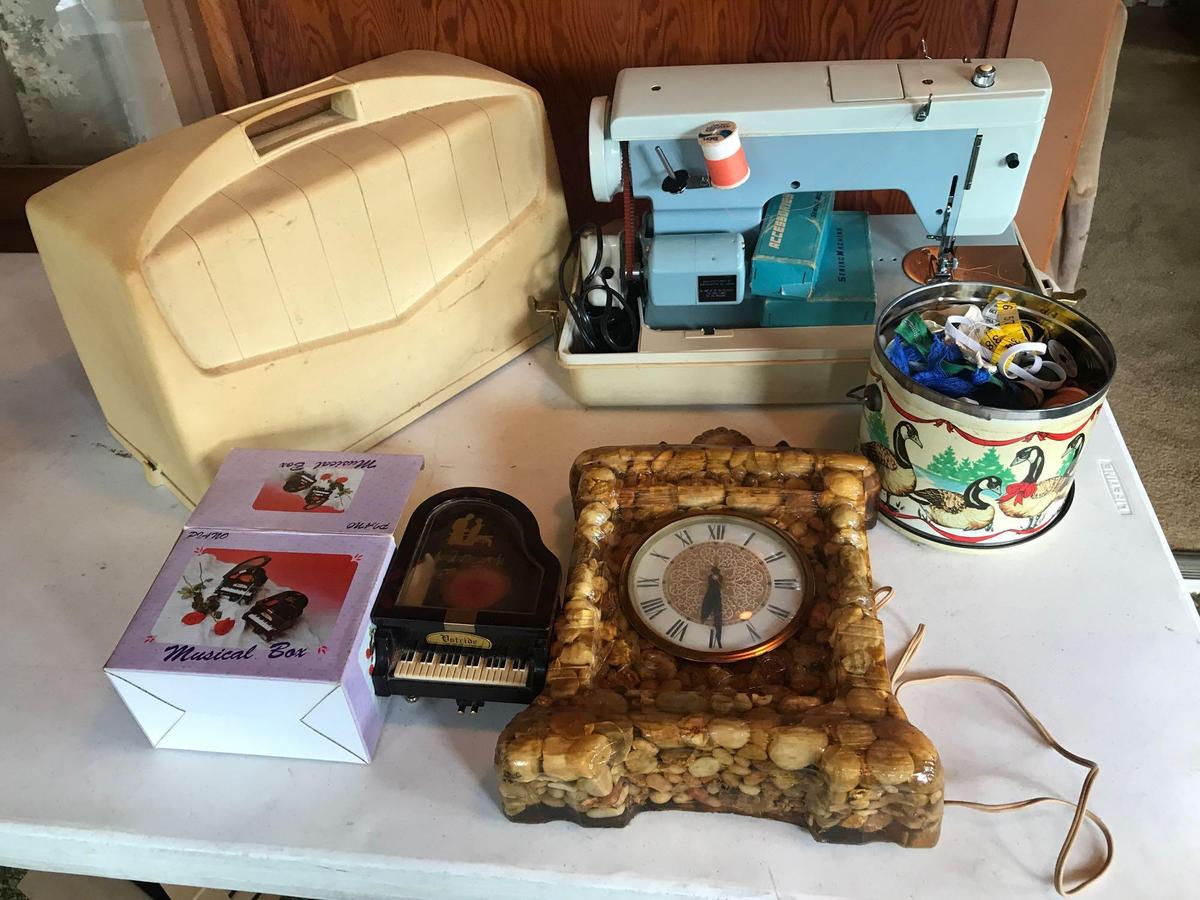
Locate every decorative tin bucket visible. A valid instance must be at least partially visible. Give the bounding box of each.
[857,282,1116,549]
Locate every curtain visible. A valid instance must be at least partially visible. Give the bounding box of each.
[0,0,180,165]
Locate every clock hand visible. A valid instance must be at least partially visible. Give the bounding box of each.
[701,564,724,645]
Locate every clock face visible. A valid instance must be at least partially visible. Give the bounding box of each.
[622,513,813,663]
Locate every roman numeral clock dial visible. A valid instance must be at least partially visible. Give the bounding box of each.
[621,513,814,662]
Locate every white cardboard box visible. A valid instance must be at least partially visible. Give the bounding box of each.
[104,449,422,762]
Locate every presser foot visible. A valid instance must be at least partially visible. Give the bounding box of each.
[926,247,959,284]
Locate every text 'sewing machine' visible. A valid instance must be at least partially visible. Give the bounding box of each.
[552,57,1052,406]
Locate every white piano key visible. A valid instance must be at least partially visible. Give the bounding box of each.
[390,649,531,688]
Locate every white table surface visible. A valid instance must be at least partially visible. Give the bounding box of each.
[1,252,1197,900]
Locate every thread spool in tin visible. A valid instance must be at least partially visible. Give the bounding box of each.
[698,120,750,190]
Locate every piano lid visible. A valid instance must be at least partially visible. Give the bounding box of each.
[372,488,561,630]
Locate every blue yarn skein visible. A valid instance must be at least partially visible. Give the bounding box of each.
[887,333,989,399]
[886,334,918,375]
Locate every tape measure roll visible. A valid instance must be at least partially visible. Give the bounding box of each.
[698,120,750,189]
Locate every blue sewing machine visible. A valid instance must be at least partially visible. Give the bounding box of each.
[585,57,1052,331]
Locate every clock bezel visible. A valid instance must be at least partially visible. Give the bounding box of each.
[618,510,816,664]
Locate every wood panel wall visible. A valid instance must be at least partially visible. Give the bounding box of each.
[197,0,1014,225]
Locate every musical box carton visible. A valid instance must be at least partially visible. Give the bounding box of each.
[105,449,423,762]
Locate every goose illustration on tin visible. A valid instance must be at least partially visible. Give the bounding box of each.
[861,421,923,505]
[1059,434,1086,480]
[999,442,1079,527]
[910,475,1004,531]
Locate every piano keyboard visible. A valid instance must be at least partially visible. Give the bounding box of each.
[391,650,530,687]
[245,612,271,630]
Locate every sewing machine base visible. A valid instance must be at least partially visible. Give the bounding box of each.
[557,215,1039,406]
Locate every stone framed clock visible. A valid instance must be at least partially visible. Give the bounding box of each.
[620,512,814,663]
[495,430,943,848]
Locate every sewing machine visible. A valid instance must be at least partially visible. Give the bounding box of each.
[556,57,1052,405]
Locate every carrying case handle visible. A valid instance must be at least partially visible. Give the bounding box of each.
[235,82,360,157]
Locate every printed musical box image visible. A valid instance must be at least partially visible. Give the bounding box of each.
[105,448,422,762]
[188,448,424,535]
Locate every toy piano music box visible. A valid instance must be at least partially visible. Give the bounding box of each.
[104,448,422,762]
[27,51,568,506]
[556,57,1054,405]
[371,488,561,714]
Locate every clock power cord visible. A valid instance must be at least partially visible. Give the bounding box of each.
[875,587,1113,896]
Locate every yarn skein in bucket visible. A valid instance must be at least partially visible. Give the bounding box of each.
[856,282,1115,550]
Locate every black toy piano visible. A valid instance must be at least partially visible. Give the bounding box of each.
[243,590,308,641]
[371,488,561,713]
[214,555,270,606]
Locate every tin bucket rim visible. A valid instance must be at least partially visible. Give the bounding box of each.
[874,281,1117,422]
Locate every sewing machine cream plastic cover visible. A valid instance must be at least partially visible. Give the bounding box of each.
[28,51,569,505]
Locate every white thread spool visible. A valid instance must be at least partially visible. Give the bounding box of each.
[698,121,750,189]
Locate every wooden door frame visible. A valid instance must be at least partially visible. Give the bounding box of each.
[187,0,263,111]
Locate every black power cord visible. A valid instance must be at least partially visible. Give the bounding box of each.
[558,223,638,352]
